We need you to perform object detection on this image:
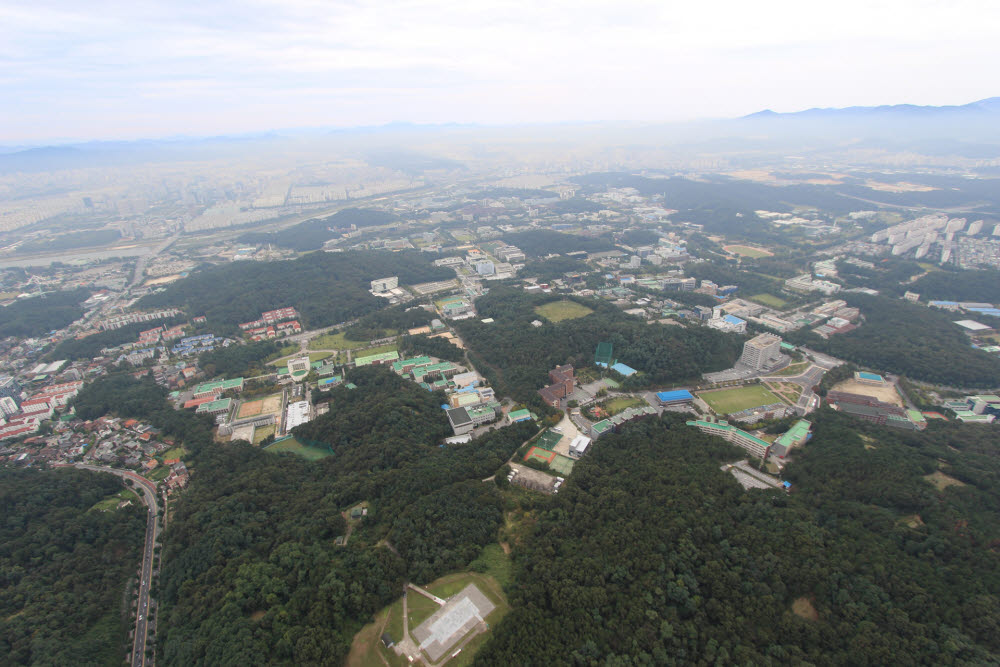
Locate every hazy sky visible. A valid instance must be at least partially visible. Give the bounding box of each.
[2,0,998,143]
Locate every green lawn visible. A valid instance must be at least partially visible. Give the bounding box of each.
[534,300,594,323]
[769,362,810,377]
[308,331,373,351]
[406,590,440,629]
[467,544,513,588]
[264,437,333,460]
[147,466,171,482]
[90,489,140,512]
[725,244,772,258]
[160,446,187,460]
[749,293,789,309]
[699,385,785,414]
[357,343,398,358]
[604,396,646,415]
[252,424,275,445]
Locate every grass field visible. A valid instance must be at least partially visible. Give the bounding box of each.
[769,362,810,377]
[406,590,440,629]
[724,244,773,258]
[699,385,784,414]
[357,343,398,358]
[160,446,187,460]
[264,437,333,460]
[90,489,140,512]
[549,454,575,476]
[309,331,378,351]
[749,293,789,308]
[535,431,562,450]
[147,466,171,482]
[604,396,646,415]
[534,300,594,323]
[252,424,275,444]
[269,351,332,367]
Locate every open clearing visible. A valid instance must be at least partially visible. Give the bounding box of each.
[604,396,646,415]
[749,293,789,308]
[831,379,903,407]
[309,331,381,351]
[724,244,773,258]
[924,470,966,491]
[699,385,784,414]
[768,362,810,377]
[264,437,332,460]
[534,300,593,323]
[350,570,509,667]
[792,597,819,621]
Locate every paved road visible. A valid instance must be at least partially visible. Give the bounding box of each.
[75,464,159,667]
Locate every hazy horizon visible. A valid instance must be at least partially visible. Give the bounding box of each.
[3,0,1000,144]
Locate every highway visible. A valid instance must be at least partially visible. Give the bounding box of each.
[75,464,159,667]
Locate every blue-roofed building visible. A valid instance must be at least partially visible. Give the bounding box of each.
[611,362,637,377]
[656,390,694,405]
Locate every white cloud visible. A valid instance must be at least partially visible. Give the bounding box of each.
[1,0,999,140]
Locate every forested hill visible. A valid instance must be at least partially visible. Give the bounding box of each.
[238,207,399,252]
[455,286,742,408]
[0,467,146,665]
[136,250,452,332]
[0,287,90,338]
[475,410,1000,664]
[500,229,615,257]
[787,293,1000,387]
[83,363,534,665]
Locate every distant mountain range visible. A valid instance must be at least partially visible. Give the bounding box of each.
[742,97,1000,120]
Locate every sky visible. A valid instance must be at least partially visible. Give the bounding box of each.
[2,0,999,143]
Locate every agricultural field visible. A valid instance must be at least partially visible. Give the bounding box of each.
[724,244,773,258]
[749,293,789,308]
[534,300,594,322]
[698,385,784,414]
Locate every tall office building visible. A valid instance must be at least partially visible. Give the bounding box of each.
[740,334,783,370]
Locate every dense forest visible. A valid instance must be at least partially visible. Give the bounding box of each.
[199,339,288,378]
[136,250,452,332]
[155,365,535,665]
[476,410,1000,664]
[789,293,1000,387]
[0,287,90,338]
[399,333,466,363]
[500,230,615,257]
[0,467,146,665]
[238,208,399,252]
[906,268,1000,303]
[72,373,217,449]
[519,256,592,283]
[340,302,435,341]
[455,286,742,408]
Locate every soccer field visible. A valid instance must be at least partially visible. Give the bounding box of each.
[699,385,784,414]
[724,244,773,258]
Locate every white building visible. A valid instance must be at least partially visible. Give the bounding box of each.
[371,276,399,292]
[740,333,783,370]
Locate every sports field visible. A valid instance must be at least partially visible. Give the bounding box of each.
[237,393,283,419]
[749,293,789,308]
[699,385,784,414]
[724,244,773,258]
[534,300,594,323]
[524,446,557,465]
[549,454,575,476]
[536,431,563,450]
[604,396,646,415]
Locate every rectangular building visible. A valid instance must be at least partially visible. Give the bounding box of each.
[740,333,783,370]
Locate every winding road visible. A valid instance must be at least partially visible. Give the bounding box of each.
[75,464,160,667]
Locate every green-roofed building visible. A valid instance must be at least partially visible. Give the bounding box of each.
[508,408,532,424]
[196,398,233,416]
[771,419,811,458]
[686,420,772,459]
[590,419,615,438]
[392,356,433,374]
[354,350,400,367]
[193,377,244,398]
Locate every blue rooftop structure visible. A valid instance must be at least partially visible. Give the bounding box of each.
[656,390,694,403]
[611,362,637,377]
[723,314,745,325]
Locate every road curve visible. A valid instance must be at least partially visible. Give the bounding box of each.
[74,464,159,667]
